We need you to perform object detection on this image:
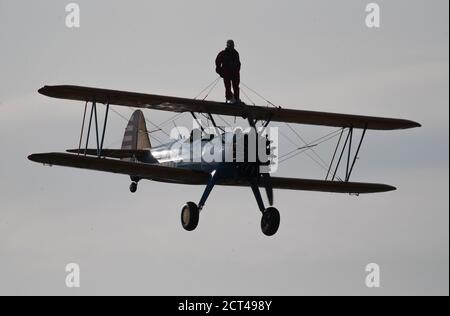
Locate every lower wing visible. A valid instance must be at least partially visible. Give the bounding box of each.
[28,152,208,184]
[28,152,395,194]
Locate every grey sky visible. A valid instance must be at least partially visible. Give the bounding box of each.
[0,0,448,295]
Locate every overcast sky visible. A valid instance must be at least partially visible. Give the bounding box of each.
[0,0,448,295]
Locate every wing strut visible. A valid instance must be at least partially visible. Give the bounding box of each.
[77,102,88,155]
[325,128,345,180]
[346,126,367,181]
[327,125,368,183]
[78,100,110,158]
[190,112,205,134]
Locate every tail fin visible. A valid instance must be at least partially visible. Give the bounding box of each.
[121,110,151,151]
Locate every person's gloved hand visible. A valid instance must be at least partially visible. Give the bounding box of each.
[215,67,224,78]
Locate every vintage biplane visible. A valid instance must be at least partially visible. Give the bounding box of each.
[28,85,420,236]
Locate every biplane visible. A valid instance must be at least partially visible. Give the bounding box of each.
[28,85,421,236]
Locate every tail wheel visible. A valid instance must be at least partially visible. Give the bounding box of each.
[129,182,137,193]
[181,202,199,231]
[261,207,280,236]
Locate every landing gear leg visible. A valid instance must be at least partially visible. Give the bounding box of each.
[198,170,219,211]
[250,178,266,213]
[180,170,219,232]
[250,178,280,236]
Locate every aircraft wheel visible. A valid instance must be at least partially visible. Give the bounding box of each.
[261,207,280,236]
[129,182,138,193]
[181,202,199,231]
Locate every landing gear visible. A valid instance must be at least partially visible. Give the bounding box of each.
[261,207,280,236]
[179,170,218,232]
[249,178,281,236]
[129,181,138,193]
[181,202,199,231]
[177,169,281,236]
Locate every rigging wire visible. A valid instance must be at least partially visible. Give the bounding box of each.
[284,122,331,170]
[144,77,221,142]
[216,115,232,127]
[143,77,220,141]
[109,107,164,145]
[124,107,172,139]
[192,76,224,132]
[241,82,280,108]
[280,130,345,163]
[103,79,343,175]
[201,78,221,101]
[240,81,338,175]
[107,77,221,147]
[278,128,344,161]
[240,86,256,106]
[158,112,185,128]
[194,77,221,100]
[278,128,346,182]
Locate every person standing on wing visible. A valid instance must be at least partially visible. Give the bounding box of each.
[215,40,241,103]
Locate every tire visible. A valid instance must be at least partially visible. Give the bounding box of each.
[129,182,137,193]
[261,207,280,236]
[181,202,199,231]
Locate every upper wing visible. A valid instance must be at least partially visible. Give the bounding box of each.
[28,152,209,184]
[38,85,421,130]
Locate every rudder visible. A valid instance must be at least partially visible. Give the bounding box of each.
[121,110,151,151]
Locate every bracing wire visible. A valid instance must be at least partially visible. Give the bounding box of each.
[284,122,331,170]
[241,82,280,108]
[194,77,221,100]
[278,128,346,182]
[106,77,221,147]
[201,78,221,101]
[158,112,185,128]
[279,129,344,162]
[240,86,256,106]
[278,128,344,161]
[240,81,344,177]
[110,107,164,145]
[216,115,232,127]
